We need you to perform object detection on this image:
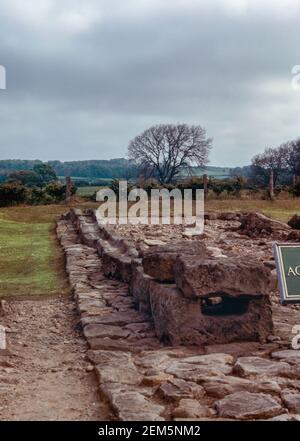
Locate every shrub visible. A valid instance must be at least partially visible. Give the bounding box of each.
[290,181,300,197]
[26,187,55,205]
[45,182,76,202]
[0,182,28,207]
[8,170,41,187]
[0,179,77,207]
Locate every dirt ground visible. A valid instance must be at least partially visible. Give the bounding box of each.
[0,295,114,421]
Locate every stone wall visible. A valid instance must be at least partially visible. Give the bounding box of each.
[64,208,273,346]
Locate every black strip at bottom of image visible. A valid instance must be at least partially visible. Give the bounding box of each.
[0,421,298,439]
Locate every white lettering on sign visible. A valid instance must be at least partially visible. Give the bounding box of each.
[287,266,300,276]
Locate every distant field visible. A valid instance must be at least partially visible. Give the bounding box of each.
[77,186,103,197]
[190,167,232,178]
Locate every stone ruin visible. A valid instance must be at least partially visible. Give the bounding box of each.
[132,241,273,346]
[68,208,274,347]
[55,208,300,421]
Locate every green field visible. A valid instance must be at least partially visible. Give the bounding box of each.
[0,202,100,299]
[77,186,103,197]
[0,205,69,298]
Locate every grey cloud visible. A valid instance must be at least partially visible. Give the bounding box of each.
[0,1,300,165]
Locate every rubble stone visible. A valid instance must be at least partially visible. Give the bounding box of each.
[281,389,300,413]
[172,399,214,419]
[157,378,204,402]
[287,214,300,230]
[234,356,292,378]
[215,391,282,419]
[239,212,290,238]
[202,375,281,398]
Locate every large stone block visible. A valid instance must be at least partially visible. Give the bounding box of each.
[175,255,270,299]
[149,281,273,346]
[142,241,207,282]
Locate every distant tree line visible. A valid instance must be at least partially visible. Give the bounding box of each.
[3,126,299,203]
[0,158,139,183]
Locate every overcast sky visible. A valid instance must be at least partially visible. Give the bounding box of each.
[0,0,300,166]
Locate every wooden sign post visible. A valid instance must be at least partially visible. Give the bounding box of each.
[273,243,300,304]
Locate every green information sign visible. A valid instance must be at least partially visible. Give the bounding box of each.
[273,243,300,304]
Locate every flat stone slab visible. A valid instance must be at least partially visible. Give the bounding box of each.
[92,350,143,385]
[157,378,204,402]
[269,414,300,421]
[202,375,281,398]
[111,390,165,421]
[215,391,282,420]
[88,336,160,352]
[281,389,300,413]
[95,364,142,386]
[135,353,171,369]
[234,356,292,378]
[83,324,131,340]
[271,350,300,363]
[172,399,214,419]
[165,353,233,381]
[182,353,234,370]
[81,311,149,327]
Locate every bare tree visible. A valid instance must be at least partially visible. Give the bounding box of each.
[251,145,288,187]
[286,138,300,185]
[128,124,212,184]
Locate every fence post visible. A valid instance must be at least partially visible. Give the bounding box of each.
[269,169,274,200]
[203,174,208,199]
[65,176,73,203]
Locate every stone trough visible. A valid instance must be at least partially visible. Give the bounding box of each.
[133,242,273,345]
[65,208,274,346]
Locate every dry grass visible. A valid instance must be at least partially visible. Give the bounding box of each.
[205,199,300,222]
